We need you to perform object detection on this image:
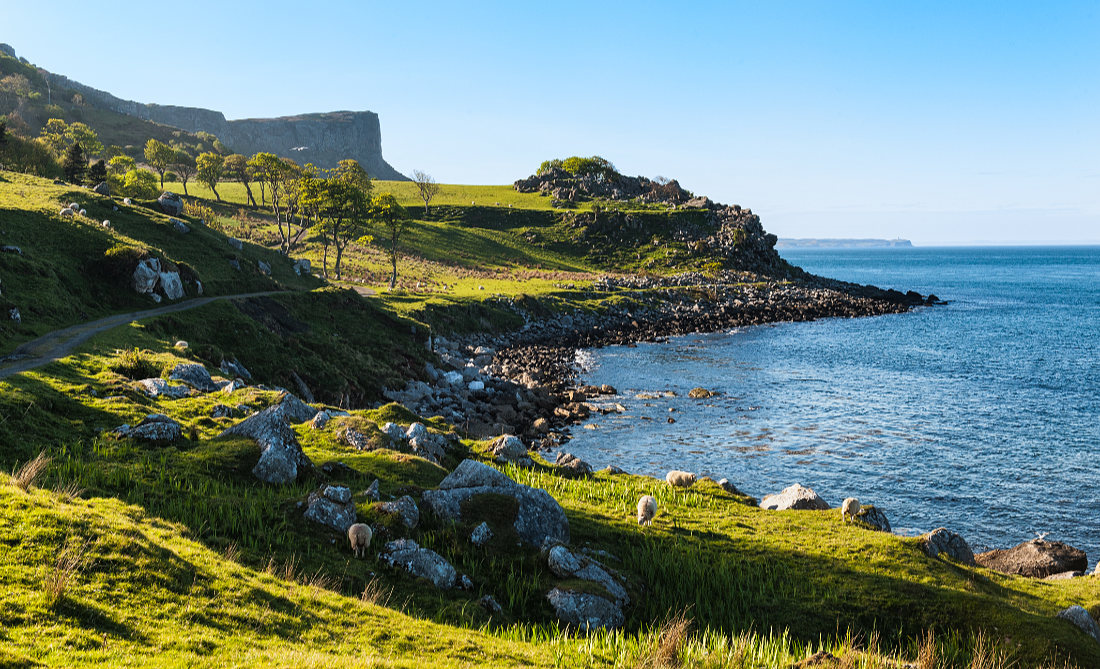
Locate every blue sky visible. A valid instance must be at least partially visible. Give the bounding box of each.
[5,1,1099,243]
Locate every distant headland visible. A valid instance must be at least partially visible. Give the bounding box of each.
[777,238,913,249]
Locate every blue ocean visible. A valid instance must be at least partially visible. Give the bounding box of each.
[565,246,1100,563]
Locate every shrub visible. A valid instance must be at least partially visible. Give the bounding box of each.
[120,168,158,198]
[0,133,60,177]
[42,537,90,609]
[109,347,159,380]
[98,244,150,282]
[183,199,220,230]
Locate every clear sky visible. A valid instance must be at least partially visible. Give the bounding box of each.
[5,1,1099,244]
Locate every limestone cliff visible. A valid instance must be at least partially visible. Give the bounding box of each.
[44,70,406,180]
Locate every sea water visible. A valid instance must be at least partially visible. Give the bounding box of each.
[565,246,1100,563]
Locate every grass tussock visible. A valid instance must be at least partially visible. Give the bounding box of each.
[10,450,51,491]
[636,610,693,669]
[42,535,91,608]
[108,346,159,379]
[361,577,394,607]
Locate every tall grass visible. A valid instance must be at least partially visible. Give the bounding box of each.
[42,535,91,608]
[10,450,51,491]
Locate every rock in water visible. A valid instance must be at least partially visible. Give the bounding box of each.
[423,459,569,547]
[920,528,976,565]
[975,539,1087,578]
[759,484,830,511]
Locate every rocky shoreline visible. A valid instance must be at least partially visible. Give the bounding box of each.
[384,271,939,450]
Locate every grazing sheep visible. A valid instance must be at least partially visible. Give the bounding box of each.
[841,497,860,522]
[665,470,697,488]
[348,523,373,558]
[637,495,657,525]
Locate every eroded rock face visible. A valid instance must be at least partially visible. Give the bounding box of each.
[920,528,976,566]
[545,587,624,630]
[304,485,356,532]
[379,539,457,589]
[547,545,628,605]
[975,539,1087,578]
[760,484,830,511]
[423,459,569,547]
[1057,605,1100,644]
[137,378,190,399]
[218,393,317,484]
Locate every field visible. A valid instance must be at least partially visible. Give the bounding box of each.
[1,170,1098,668]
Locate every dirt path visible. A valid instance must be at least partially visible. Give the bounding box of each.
[0,291,289,379]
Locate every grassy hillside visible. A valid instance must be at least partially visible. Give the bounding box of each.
[0,167,1098,668]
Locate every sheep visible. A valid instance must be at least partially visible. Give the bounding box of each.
[347,523,373,558]
[665,470,697,488]
[841,497,860,523]
[637,495,657,525]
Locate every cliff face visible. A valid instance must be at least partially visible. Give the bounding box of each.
[47,72,406,180]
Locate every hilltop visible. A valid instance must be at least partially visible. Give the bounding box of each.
[0,134,1097,668]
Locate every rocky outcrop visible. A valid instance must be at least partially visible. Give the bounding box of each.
[218,393,318,484]
[376,495,420,529]
[760,484,830,511]
[920,528,976,566]
[304,485,356,532]
[975,539,1087,578]
[546,545,628,605]
[114,414,182,443]
[1057,606,1100,644]
[423,459,569,547]
[379,539,457,589]
[545,587,624,630]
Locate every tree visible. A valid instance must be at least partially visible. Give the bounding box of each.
[224,154,257,207]
[121,169,158,199]
[38,119,102,158]
[412,169,441,216]
[248,152,302,253]
[171,149,196,196]
[0,118,6,146]
[108,155,135,175]
[144,138,173,189]
[88,159,107,185]
[62,142,87,184]
[307,159,372,279]
[39,118,70,155]
[196,152,225,201]
[66,122,102,157]
[370,192,409,290]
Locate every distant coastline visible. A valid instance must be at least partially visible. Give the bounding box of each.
[777,238,913,249]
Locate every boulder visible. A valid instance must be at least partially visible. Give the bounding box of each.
[376,495,420,529]
[489,434,530,465]
[1056,605,1100,644]
[304,485,356,532]
[602,465,627,475]
[546,545,628,605]
[423,459,569,547]
[442,370,464,385]
[855,506,892,532]
[136,378,190,399]
[920,528,976,566]
[716,478,741,494]
[365,478,380,502]
[168,363,219,392]
[219,358,252,380]
[975,539,1087,578]
[93,181,110,196]
[760,484,830,511]
[381,422,406,443]
[409,432,448,464]
[8,307,19,323]
[217,394,317,484]
[309,411,331,430]
[170,218,190,234]
[379,539,457,589]
[293,258,311,276]
[158,271,184,300]
[114,414,182,443]
[228,237,243,251]
[479,594,503,615]
[210,404,235,418]
[555,452,592,477]
[545,588,624,630]
[131,258,161,294]
[157,192,183,216]
[469,521,493,546]
[406,422,428,442]
[257,260,271,276]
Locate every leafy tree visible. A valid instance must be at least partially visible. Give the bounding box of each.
[305,159,372,279]
[171,149,196,196]
[248,152,302,253]
[370,192,409,290]
[121,169,158,199]
[537,158,563,175]
[66,122,102,157]
[40,119,103,158]
[88,159,107,185]
[39,118,70,155]
[196,152,225,201]
[61,142,86,184]
[108,155,136,175]
[560,155,616,177]
[143,139,173,190]
[224,154,256,207]
[412,169,441,215]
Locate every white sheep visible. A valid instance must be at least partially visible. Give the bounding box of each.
[841,497,860,523]
[347,523,373,558]
[665,470,697,488]
[637,495,657,525]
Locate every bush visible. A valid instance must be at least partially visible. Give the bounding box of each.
[538,156,618,178]
[0,134,60,177]
[120,168,158,199]
[182,199,220,230]
[109,347,159,380]
[98,244,151,282]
